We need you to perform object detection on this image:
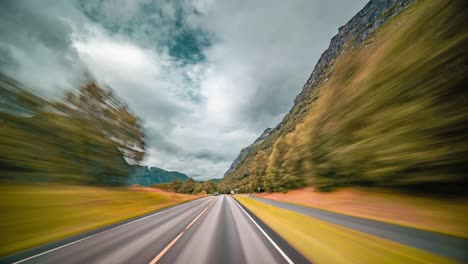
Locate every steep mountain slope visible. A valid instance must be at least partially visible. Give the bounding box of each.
[224,128,272,177]
[127,166,189,186]
[219,0,468,193]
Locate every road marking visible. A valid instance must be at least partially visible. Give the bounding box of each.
[232,197,294,264]
[149,198,216,264]
[12,198,210,264]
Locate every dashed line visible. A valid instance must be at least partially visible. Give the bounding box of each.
[12,198,208,264]
[149,198,217,264]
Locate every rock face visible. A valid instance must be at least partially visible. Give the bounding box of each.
[294,0,414,105]
[224,128,273,177]
[128,166,189,186]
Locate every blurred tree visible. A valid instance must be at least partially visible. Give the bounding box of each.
[249,151,268,192]
[192,182,204,194]
[202,180,218,194]
[178,178,196,193]
[55,83,146,164]
[266,138,289,192]
[170,179,183,192]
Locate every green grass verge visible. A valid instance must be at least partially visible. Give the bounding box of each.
[0,183,198,256]
[235,196,456,264]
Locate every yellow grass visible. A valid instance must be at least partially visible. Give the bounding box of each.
[0,183,200,256]
[256,187,468,238]
[236,196,456,264]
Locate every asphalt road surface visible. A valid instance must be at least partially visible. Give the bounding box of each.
[2,196,309,264]
[251,196,468,263]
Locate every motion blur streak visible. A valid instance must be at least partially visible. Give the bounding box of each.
[0,73,145,186]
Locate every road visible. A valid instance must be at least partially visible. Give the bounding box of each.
[251,196,468,263]
[2,196,309,264]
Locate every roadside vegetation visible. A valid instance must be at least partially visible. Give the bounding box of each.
[235,196,456,264]
[0,184,200,256]
[256,187,468,238]
[220,0,468,194]
[152,178,218,195]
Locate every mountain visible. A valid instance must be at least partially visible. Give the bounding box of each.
[127,166,189,186]
[224,128,272,177]
[219,0,468,193]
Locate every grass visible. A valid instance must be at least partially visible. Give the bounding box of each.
[0,183,200,257]
[256,187,468,238]
[235,196,456,264]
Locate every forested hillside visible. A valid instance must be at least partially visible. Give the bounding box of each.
[219,0,468,193]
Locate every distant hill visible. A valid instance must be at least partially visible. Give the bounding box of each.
[209,178,222,183]
[127,166,189,186]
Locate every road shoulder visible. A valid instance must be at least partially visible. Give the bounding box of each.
[235,196,457,264]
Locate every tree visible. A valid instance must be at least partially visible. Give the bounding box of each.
[55,82,146,164]
[249,151,268,192]
[178,178,196,193]
[203,180,218,193]
[192,182,204,194]
[265,138,288,191]
[170,179,183,192]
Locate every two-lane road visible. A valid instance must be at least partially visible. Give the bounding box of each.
[3,196,308,264]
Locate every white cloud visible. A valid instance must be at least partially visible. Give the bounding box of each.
[74,40,160,76]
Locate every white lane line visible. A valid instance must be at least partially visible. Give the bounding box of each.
[149,198,217,264]
[13,197,211,264]
[232,197,294,264]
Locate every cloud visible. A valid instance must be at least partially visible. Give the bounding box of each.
[0,1,87,96]
[193,0,369,129]
[0,0,367,180]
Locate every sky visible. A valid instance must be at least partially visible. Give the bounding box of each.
[0,0,368,180]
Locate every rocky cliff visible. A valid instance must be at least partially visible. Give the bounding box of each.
[293,0,414,106]
[223,128,272,177]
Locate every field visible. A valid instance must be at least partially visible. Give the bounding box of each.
[235,196,455,264]
[0,184,200,256]
[255,187,468,238]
